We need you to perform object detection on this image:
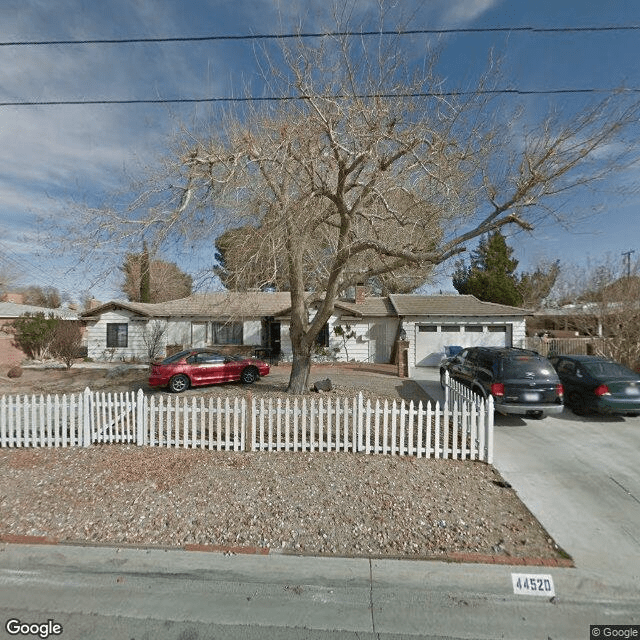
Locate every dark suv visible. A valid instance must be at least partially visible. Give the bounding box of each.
[440,347,564,418]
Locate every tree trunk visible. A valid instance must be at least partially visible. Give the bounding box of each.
[287,344,312,394]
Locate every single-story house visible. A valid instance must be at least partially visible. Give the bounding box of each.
[0,295,79,365]
[80,290,529,371]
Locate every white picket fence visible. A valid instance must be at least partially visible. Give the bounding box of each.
[0,386,494,462]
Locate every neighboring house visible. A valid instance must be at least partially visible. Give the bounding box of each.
[0,295,79,365]
[81,290,529,370]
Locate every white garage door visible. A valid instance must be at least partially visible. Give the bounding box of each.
[415,324,510,367]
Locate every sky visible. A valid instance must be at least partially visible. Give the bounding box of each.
[1,0,640,302]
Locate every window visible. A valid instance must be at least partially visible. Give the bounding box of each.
[441,325,461,332]
[464,325,483,332]
[418,325,437,332]
[488,325,507,333]
[211,321,243,345]
[187,352,225,364]
[557,359,576,376]
[106,323,128,348]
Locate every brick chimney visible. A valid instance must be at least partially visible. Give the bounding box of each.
[355,283,366,304]
[87,298,102,310]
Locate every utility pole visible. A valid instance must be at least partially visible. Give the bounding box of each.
[622,249,635,279]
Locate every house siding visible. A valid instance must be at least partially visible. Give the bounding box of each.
[326,317,396,363]
[85,310,148,361]
[87,313,279,362]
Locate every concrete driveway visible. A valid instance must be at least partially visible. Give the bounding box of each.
[413,368,640,586]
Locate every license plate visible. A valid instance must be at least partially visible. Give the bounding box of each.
[625,386,640,395]
[523,392,540,402]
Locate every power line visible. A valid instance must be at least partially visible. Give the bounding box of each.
[0,87,637,108]
[1,25,640,47]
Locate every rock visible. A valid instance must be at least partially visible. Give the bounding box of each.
[106,364,133,379]
[7,366,22,378]
[313,378,333,392]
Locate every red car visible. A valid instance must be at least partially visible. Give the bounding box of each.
[149,348,270,393]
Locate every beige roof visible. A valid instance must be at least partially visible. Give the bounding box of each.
[81,292,294,319]
[82,292,530,321]
[389,294,530,317]
[334,297,396,318]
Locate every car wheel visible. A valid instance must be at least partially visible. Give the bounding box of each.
[169,374,190,393]
[241,366,259,384]
[472,385,488,400]
[567,391,585,415]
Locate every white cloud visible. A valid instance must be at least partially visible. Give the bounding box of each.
[440,0,503,25]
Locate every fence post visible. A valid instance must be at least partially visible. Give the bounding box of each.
[357,392,364,452]
[136,388,145,445]
[444,370,450,406]
[486,395,494,464]
[82,387,91,447]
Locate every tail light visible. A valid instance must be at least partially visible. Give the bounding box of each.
[594,384,610,396]
[556,384,564,397]
[490,383,505,397]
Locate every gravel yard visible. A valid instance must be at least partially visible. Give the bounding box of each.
[0,362,568,561]
[1,447,565,560]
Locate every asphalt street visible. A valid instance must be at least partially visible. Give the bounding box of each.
[0,543,638,640]
[0,371,639,639]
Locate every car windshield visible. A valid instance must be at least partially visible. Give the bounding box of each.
[582,360,636,378]
[502,356,554,378]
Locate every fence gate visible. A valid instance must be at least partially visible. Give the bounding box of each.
[86,389,139,444]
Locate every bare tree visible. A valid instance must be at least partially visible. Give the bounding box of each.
[71,6,640,393]
[20,285,62,308]
[120,253,193,302]
[555,257,640,368]
[49,321,84,369]
[142,319,168,362]
[517,259,560,310]
[0,262,21,297]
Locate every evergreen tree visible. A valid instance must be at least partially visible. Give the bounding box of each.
[139,242,151,303]
[452,231,523,306]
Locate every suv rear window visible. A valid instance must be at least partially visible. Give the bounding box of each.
[502,356,554,378]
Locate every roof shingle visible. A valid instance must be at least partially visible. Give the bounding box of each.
[389,294,530,317]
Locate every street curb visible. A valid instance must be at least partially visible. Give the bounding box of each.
[0,535,573,567]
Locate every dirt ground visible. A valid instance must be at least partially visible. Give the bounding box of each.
[0,361,432,404]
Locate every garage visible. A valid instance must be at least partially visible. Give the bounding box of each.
[415,323,510,366]
[387,294,529,373]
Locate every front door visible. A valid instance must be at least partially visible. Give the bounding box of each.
[268,321,281,356]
